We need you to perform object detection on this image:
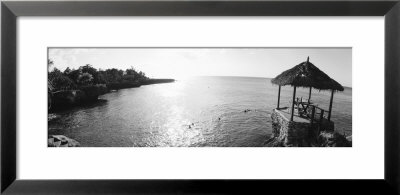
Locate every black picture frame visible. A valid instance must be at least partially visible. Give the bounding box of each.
[1,0,399,194]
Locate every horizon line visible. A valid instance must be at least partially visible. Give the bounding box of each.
[170,75,352,89]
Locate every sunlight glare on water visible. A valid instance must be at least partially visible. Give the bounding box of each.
[48,76,352,147]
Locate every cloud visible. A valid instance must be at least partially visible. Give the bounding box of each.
[48,48,97,70]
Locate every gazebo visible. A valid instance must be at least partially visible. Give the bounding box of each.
[271,57,344,122]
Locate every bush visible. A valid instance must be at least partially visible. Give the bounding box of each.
[50,74,76,90]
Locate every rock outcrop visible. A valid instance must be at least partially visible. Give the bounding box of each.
[266,109,351,147]
[80,84,109,100]
[265,130,351,147]
[52,90,87,107]
[269,109,314,146]
[48,135,80,147]
[317,131,352,147]
[51,84,108,109]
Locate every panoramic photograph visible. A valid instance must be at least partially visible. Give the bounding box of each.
[48,48,352,147]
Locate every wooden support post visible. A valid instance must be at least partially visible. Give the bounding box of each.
[277,85,281,109]
[318,110,324,133]
[328,89,334,121]
[310,106,315,125]
[308,87,312,103]
[290,86,297,121]
[309,106,316,138]
[319,110,324,122]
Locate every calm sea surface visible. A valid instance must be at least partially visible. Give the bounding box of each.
[49,76,352,147]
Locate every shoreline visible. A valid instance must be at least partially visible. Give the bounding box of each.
[49,78,175,112]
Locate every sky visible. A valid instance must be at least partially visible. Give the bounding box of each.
[48,48,352,87]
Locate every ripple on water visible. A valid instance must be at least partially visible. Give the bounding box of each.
[48,77,351,147]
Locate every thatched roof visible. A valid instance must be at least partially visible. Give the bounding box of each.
[271,57,344,91]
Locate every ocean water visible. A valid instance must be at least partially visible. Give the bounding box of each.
[48,76,352,147]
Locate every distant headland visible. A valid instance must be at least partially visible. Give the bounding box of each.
[48,61,174,111]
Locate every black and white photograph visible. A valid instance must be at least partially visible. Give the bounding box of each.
[47,48,352,147]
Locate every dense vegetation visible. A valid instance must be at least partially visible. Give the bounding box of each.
[48,60,149,91]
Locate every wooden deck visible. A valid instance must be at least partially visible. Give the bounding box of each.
[275,108,310,123]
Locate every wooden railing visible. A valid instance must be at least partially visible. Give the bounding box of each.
[294,98,328,130]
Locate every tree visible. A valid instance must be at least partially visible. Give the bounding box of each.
[124,67,148,83]
[48,63,150,90]
[48,68,62,81]
[49,68,76,90]
[97,70,107,84]
[63,67,72,75]
[105,68,123,83]
[77,73,94,85]
[126,66,137,76]
[80,64,97,75]
[122,74,136,82]
[66,68,81,83]
[47,59,54,71]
